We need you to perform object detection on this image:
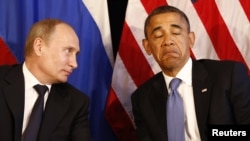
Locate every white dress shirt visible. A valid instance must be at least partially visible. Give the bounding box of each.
[22,62,51,133]
[163,58,201,141]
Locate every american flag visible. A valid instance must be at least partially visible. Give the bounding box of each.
[105,0,250,141]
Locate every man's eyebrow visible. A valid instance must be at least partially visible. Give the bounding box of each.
[171,24,182,30]
[150,24,183,35]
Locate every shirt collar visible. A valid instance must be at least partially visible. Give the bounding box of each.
[177,58,192,86]
[163,58,192,87]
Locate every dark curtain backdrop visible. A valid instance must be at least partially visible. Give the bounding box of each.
[107,1,128,139]
[108,0,128,59]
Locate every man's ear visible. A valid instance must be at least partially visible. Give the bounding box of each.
[188,32,195,49]
[33,37,43,56]
[142,39,152,55]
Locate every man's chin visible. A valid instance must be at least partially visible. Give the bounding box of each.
[57,77,68,83]
[160,60,180,68]
[161,57,179,64]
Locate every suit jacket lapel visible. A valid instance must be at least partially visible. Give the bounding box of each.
[3,64,24,140]
[192,60,212,138]
[38,84,70,139]
[150,73,168,134]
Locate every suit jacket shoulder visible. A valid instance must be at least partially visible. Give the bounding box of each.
[0,64,20,79]
[132,72,165,98]
[52,82,89,101]
[196,59,248,75]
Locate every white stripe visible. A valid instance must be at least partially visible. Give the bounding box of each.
[111,54,137,125]
[168,0,219,60]
[216,0,250,69]
[126,0,161,74]
[82,0,114,66]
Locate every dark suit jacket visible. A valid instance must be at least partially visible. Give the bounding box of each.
[0,64,92,141]
[131,59,250,141]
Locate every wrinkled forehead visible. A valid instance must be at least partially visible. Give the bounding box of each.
[53,23,76,36]
[145,11,190,38]
[47,24,80,51]
[49,24,79,41]
[146,13,188,32]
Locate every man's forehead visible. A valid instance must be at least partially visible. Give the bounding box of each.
[148,13,188,30]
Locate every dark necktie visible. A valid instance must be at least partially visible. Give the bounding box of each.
[23,84,48,141]
[166,78,185,141]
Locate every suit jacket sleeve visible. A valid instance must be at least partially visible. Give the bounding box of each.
[228,61,250,123]
[69,91,92,141]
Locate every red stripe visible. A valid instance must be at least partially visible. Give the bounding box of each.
[0,37,18,65]
[190,49,196,60]
[240,0,250,21]
[193,1,247,66]
[106,2,169,140]
[119,23,154,87]
[105,88,137,141]
[141,0,167,14]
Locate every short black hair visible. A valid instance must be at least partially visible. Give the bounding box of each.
[144,5,190,38]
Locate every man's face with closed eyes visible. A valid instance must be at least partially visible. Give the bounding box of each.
[142,12,195,76]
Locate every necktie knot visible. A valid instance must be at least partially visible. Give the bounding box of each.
[33,84,48,97]
[169,78,181,90]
